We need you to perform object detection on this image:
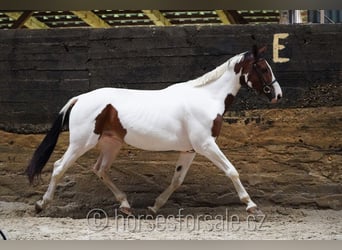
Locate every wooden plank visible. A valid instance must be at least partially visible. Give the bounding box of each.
[71,11,110,28]
[5,12,49,29]
[11,11,34,29]
[226,10,248,24]
[215,10,232,24]
[142,10,171,26]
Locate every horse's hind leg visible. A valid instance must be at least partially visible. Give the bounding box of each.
[35,143,90,212]
[148,151,196,214]
[92,136,131,215]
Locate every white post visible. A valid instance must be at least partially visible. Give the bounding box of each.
[320,10,325,23]
[293,10,302,23]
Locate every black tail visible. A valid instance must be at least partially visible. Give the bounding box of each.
[25,104,73,184]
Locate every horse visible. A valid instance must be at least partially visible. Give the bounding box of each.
[25,45,282,216]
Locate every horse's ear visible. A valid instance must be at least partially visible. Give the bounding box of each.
[252,45,258,58]
[258,46,267,56]
[252,45,267,58]
[234,50,254,74]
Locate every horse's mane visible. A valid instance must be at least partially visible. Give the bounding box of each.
[186,52,246,87]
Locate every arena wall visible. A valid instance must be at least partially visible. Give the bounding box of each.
[0,24,341,132]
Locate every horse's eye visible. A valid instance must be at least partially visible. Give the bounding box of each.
[263,85,272,94]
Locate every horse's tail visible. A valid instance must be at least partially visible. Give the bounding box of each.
[25,97,78,184]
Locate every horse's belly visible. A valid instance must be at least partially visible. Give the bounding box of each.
[124,129,193,151]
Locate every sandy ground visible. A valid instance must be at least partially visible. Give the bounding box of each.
[0,106,341,240]
[1,201,341,240]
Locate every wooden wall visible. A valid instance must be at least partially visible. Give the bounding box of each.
[0,24,341,133]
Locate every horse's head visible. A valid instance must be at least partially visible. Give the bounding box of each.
[235,45,283,104]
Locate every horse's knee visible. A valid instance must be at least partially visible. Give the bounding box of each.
[53,159,62,168]
[51,167,64,180]
[227,168,239,179]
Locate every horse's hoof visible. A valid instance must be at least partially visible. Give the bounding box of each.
[247,206,265,221]
[35,201,43,213]
[119,207,133,216]
[247,206,263,215]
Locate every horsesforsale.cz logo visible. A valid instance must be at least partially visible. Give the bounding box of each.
[86,208,109,231]
[86,208,266,232]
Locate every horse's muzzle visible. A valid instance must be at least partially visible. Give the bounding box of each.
[270,81,282,104]
[271,94,282,104]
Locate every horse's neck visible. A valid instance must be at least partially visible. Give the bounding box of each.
[200,67,241,101]
[192,54,244,99]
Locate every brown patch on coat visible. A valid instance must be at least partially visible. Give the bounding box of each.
[234,52,253,75]
[224,94,235,114]
[212,94,235,138]
[212,114,223,138]
[94,104,127,141]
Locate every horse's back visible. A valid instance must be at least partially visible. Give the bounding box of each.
[67,87,195,151]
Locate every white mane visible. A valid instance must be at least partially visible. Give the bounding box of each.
[186,53,245,87]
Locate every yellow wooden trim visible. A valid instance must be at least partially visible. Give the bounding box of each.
[71,11,110,28]
[215,10,231,24]
[5,12,49,29]
[142,10,171,26]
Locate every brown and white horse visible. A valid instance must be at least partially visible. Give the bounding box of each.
[26,46,282,215]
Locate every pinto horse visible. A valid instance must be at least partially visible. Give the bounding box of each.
[26,45,282,215]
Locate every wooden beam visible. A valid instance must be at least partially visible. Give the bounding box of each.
[11,11,34,29]
[226,10,248,24]
[215,10,232,24]
[142,10,171,26]
[5,12,49,29]
[71,11,110,28]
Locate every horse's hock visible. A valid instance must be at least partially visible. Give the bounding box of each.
[0,25,341,216]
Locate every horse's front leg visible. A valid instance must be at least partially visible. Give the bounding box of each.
[195,138,262,215]
[148,151,196,214]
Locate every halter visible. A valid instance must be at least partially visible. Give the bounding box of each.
[252,62,277,94]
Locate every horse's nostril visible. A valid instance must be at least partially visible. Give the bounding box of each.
[277,94,282,100]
